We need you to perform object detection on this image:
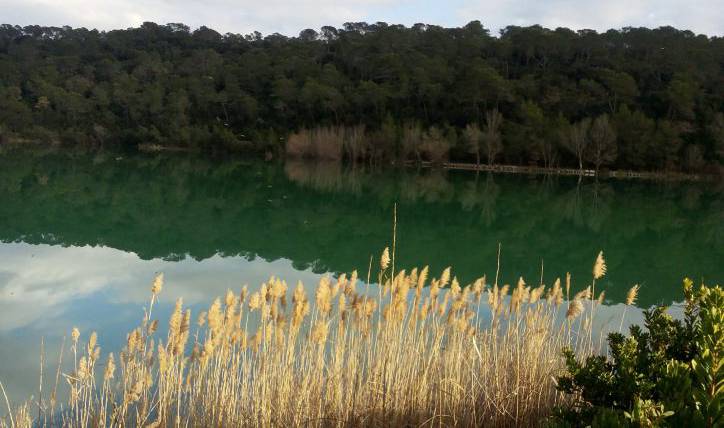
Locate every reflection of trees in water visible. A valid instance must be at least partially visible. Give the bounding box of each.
[459,173,500,227]
[0,149,722,306]
[284,160,362,194]
[585,181,614,233]
[399,170,454,204]
[553,179,614,232]
[556,180,585,227]
[680,184,702,211]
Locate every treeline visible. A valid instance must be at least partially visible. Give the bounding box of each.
[0,22,723,172]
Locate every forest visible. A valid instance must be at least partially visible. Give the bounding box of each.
[0,21,723,172]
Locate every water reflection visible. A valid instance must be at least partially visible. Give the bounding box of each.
[0,149,721,306]
[0,147,721,405]
[0,242,327,403]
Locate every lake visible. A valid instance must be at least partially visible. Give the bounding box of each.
[0,148,722,402]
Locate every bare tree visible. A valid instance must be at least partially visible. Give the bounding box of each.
[401,121,423,162]
[536,139,558,169]
[482,109,503,166]
[586,114,617,174]
[562,118,592,172]
[463,123,482,165]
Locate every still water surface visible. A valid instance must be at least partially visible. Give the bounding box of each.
[0,149,722,402]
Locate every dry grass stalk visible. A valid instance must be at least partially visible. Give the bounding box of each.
[1,258,606,428]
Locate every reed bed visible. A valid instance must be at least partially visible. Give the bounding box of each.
[1,250,614,427]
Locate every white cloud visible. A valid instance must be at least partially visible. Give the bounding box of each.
[0,0,397,35]
[0,242,333,403]
[0,0,720,36]
[456,0,723,36]
[0,242,326,331]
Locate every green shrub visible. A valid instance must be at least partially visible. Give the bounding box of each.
[553,279,723,427]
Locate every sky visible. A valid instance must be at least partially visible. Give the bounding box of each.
[0,0,722,37]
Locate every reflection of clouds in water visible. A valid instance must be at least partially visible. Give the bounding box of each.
[0,242,328,404]
[0,242,327,332]
[0,241,686,407]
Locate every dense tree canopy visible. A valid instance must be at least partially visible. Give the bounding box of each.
[0,22,722,172]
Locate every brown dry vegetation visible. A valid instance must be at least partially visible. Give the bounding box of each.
[286,125,367,161]
[1,250,613,427]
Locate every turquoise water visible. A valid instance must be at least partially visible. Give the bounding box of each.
[0,148,722,402]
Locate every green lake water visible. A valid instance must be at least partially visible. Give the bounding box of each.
[0,148,722,402]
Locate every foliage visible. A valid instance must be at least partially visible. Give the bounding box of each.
[554,279,723,427]
[0,23,722,172]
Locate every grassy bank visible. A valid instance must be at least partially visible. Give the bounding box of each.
[0,251,719,427]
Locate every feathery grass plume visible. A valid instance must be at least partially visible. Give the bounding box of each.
[488,284,498,307]
[593,251,607,280]
[197,311,207,327]
[451,277,462,297]
[530,284,545,304]
[151,273,164,296]
[293,281,305,304]
[596,291,606,305]
[248,292,261,311]
[173,310,191,356]
[333,273,345,295]
[417,266,429,290]
[510,279,524,314]
[345,270,358,296]
[87,331,98,357]
[500,284,510,299]
[310,321,329,345]
[207,298,223,337]
[626,284,640,306]
[225,289,235,307]
[619,284,641,332]
[292,281,309,329]
[380,247,390,270]
[168,298,183,343]
[148,319,159,335]
[440,266,451,287]
[126,328,141,355]
[316,276,333,316]
[103,353,115,381]
[566,298,584,320]
[547,278,559,304]
[11,258,610,428]
[430,279,441,302]
[473,276,485,301]
[575,286,592,301]
[408,267,418,288]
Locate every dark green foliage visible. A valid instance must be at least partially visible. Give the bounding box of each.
[554,279,723,427]
[0,22,722,171]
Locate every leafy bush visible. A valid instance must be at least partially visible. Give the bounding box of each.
[552,279,723,427]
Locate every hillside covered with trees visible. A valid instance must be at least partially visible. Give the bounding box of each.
[1,22,723,172]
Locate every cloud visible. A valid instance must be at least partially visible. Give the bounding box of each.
[0,0,720,36]
[0,241,333,402]
[455,0,723,36]
[0,242,326,331]
[0,0,397,36]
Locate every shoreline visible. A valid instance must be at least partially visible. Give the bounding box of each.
[1,141,719,182]
[406,160,718,182]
